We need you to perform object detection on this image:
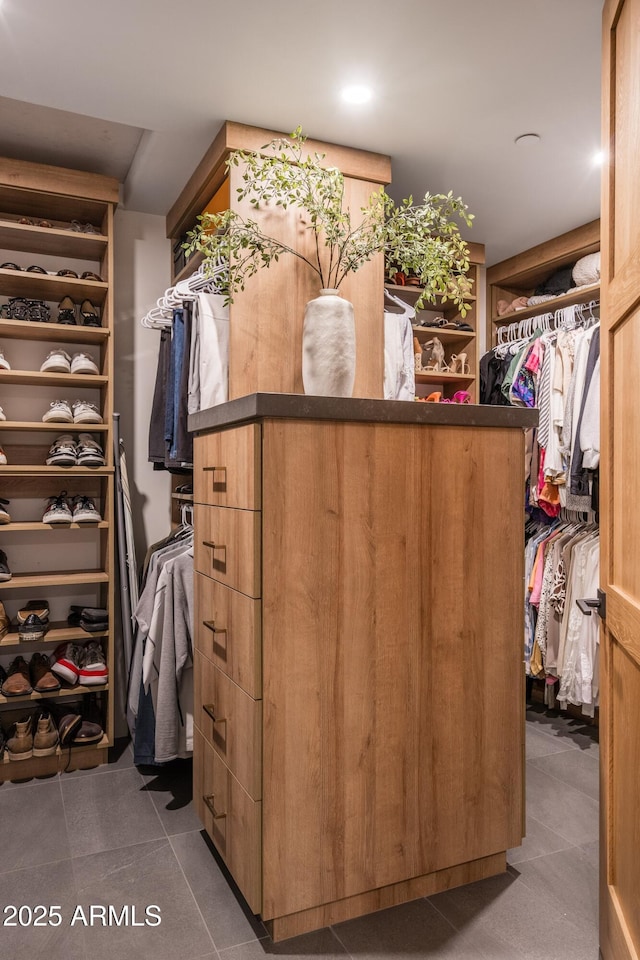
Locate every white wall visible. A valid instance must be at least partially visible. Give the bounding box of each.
[113,209,172,560]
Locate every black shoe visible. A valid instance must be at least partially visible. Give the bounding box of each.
[57,296,77,325]
[16,600,49,624]
[46,701,82,747]
[18,613,49,641]
[0,549,11,582]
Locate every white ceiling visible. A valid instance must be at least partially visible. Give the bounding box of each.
[0,0,603,265]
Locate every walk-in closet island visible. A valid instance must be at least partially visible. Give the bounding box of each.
[189,393,537,940]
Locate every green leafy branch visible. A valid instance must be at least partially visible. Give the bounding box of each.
[184,127,474,314]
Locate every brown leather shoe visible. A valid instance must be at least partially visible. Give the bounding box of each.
[1,656,32,696]
[74,719,104,746]
[6,716,33,760]
[29,653,61,693]
[0,600,8,640]
[46,701,82,746]
[33,710,59,757]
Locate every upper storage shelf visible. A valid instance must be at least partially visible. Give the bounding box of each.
[487,219,600,340]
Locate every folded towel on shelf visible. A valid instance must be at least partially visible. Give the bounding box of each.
[527,294,556,307]
[572,251,600,288]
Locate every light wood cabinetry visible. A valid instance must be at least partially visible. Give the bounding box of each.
[487,219,600,346]
[192,396,535,940]
[0,157,118,779]
[386,241,485,401]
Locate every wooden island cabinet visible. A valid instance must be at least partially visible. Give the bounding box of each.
[189,394,536,940]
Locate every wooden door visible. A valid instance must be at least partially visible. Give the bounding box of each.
[600,2,640,957]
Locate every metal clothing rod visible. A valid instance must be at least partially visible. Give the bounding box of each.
[113,413,134,675]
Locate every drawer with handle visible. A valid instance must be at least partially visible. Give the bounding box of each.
[194,503,261,597]
[195,650,262,800]
[193,726,262,912]
[195,573,262,698]
[194,424,261,509]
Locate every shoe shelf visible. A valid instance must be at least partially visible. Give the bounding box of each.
[0,268,108,305]
[0,466,112,476]
[0,571,109,591]
[0,683,110,706]
[1,622,109,649]
[385,283,478,305]
[0,421,108,432]
[0,318,109,344]
[0,370,108,388]
[0,220,108,260]
[0,735,110,777]
[415,371,476,384]
[3,521,109,532]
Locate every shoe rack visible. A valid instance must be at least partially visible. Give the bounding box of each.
[385,242,485,402]
[0,157,119,780]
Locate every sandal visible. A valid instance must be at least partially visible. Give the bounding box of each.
[452,391,472,404]
[423,337,448,372]
[80,300,101,327]
[26,265,48,274]
[81,271,103,283]
[449,353,470,375]
[425,392,442,402]
[56,269,79,279]
[57,297,77,325]
[0,262,21,271]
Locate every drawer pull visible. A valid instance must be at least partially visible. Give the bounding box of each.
[202,620,227,635]
[203,794,226,820]
[203,540,227,554]
[203,465,227,489]
[203,703,226,725]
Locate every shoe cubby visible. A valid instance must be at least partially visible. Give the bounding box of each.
[385,244,484,401]
[0,156,117,780]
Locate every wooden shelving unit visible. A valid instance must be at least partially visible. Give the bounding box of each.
[384,242,485,401]
[487,219,600,346]
[0,156,118,780]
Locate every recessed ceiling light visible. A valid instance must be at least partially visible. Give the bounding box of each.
[514,133,541,146]
[593,150,605,166]
[341,85,373,105]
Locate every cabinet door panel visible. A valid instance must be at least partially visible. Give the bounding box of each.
[194,504,261,598]
[194,424,261,509]
[195,573,262,698]
[193,726,262,912]
[195,651,262,800]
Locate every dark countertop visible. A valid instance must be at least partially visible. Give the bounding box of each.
[189,394,538,434]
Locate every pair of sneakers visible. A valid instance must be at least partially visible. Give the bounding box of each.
[42,491,101,524]
[42,400,102,424]
[46,433,105,467]
[40,350,99,376]
[52,640,108,686]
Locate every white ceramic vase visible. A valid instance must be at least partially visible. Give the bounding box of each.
[302,289,356,397]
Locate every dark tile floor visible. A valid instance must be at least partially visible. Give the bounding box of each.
[0,707,600,960]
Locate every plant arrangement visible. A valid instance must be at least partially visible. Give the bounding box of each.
[185,127,474,314]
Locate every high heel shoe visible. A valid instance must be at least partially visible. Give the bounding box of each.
[423,337,448,372]
[449,353,469,375]
[80,300,101,327]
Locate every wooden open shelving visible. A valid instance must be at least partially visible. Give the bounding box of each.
[0,219,108,260]
[0,317,108,344]
[0,571,110,591]
[0,369,108,388]
[0,156,117,782]
[415,371,476,385]
[491,283,600,327]
[1,621,109,648]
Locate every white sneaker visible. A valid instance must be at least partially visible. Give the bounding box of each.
[0,406,5,421]
[0,349,10,371]
[72,401,103,424]
[40,350,71,374]
[70,353,99,375]
[42,400,73,423]
[42,492,73,524]
[71,496,101,523]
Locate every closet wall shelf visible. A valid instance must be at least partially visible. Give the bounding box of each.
[3,521,109,532]
[0,268,108,304]
[0,421,108,432]
[0,466,112,476]
[492,284,600,327]
[0,370,108,388]
[412,326,476,344]
[0,570,109,591]
[174,251,205,286]
[0,318,109,344]
[0,683,110,706]
[415,372,476,384]
[0,735,110,771]
[1,622,109,648]
[171,492,194,502]
[385,283,477,306]
[0,221,108,260]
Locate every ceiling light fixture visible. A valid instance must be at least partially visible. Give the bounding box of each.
[514,133,541,146]
[341,85,373,105]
